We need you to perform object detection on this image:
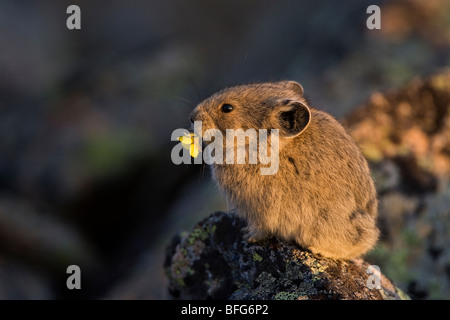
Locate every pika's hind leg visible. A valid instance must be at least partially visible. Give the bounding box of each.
[296,209,379,259]
[242,225,268,243]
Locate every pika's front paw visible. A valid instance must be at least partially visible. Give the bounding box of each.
[242,227,267,243]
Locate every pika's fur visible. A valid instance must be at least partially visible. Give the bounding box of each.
[189,81,379,259]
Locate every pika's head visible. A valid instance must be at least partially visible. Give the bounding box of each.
[189,81,311,139]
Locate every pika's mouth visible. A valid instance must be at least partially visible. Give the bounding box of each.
[180,114,220,158]
[178,132,201,158]
[190,114,219,145]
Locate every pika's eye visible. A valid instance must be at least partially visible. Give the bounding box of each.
[221,104,234,113]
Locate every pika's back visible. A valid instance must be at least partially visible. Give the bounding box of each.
[209,81,305,104]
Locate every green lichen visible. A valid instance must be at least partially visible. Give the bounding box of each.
[207,224,217,234]
[176,277,185,287]
[312,262,327,274]
[173,270,186,288]
[187,223,217,246]
[281,261,305,288]
[304,256,328,279]
[254,272,277,297]
[274,291,299,300]
[256,272,276,285]
[188,227,208,245]
[187,267,195,275]
[253,253,263,262]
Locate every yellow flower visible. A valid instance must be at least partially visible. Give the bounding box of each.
[178,133,200,158]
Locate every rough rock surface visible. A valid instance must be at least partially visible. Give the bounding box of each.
[165,211,408,300]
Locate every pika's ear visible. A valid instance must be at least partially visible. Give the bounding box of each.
[281,80,304,96]
[276,101,311,138]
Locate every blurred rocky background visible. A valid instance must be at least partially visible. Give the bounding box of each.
[0,0,449,299]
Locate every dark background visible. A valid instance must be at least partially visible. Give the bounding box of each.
[0,0,449,299]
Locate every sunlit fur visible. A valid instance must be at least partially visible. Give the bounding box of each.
[190,81,379,259]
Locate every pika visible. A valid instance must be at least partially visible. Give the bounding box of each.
[189,81,379,259]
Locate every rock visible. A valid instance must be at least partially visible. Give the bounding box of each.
[164,211,407,300]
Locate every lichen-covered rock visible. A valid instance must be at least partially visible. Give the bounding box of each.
[165,211,407,300]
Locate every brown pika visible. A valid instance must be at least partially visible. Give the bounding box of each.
[189,81,379,259]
